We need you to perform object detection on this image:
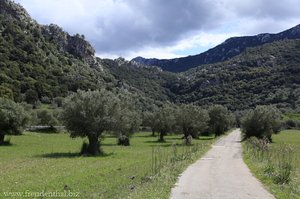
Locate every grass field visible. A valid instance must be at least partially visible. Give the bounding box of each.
[243,130,300,199]
[283,113,300,121]
[0,132,215,198]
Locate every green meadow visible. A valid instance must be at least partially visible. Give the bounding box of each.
[0,132,215,199]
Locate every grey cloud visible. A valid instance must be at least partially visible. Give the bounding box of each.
[91,0,224,55]
[226,0,300,20]
[15,0,300,58]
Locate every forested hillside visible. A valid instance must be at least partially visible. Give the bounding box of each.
[102,57,180,102]
[179,40,300,111]
[110,40,300,112]
[0,0,115,102]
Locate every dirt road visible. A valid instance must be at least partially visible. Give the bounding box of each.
[170,129,275,199]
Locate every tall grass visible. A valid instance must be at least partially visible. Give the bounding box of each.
[243,130,300,199]
[102,141,211,198]
[244,137,296,185]
[151,142,205,176]
[129,140,213,198]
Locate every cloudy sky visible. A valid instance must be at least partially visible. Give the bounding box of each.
[14,0,300,59]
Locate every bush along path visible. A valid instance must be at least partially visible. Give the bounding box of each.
[170,129,275,199]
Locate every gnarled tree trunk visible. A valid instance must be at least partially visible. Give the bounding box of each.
[151,129,156,137]
[0,134,5,145]
[158,131,166,142]
[87,134,100,155]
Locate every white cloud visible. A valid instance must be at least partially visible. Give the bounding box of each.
[98,31,240,59]
[176,32,240,50]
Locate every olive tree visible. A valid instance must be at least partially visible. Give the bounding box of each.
[241,106,282,141]
[115,110,140,146]
[0,98,28,144]
[176,104,209,140]
[62,90,120,155]
[154,105,176,142]
[208,105,234,136]
[114,94,141,146]
[142,111,157,136]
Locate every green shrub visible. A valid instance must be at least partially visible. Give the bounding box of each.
[242,106,282,141]
[117,135,130,146]
[0,98,28,144]
[53,97,64,107]
[24,89,39,105]
[285,120,297,129]
[0,85,14,100]
[284,119,300,129]
[37,109,58,127]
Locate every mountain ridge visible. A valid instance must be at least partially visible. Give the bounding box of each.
[132,24,300,72]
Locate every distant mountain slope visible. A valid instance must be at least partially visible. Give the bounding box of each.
[176,39,300,111]
[106,39,300,111]
[132,24,300,72]
[102,57,180,102]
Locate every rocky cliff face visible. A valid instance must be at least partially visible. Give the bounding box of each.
[1,0,100,69]
[0,0,33,23]
[41,24,99,68]
[132,24,300,72]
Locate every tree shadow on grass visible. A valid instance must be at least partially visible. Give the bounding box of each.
[37,151,114,158]
[135,134,156,138]
[165,137,214,141]
[144,140,166,144]
[198,137,214,140]
[167,137,182,141]
[0,142,13,146]
[39,152,81,158]
[101,143,117,146]
[0,140,13,146]
[148,144,172,147]
[144,139,183,145]
[143,140,174,147]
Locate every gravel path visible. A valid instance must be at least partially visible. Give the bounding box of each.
[170,129,275,199]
